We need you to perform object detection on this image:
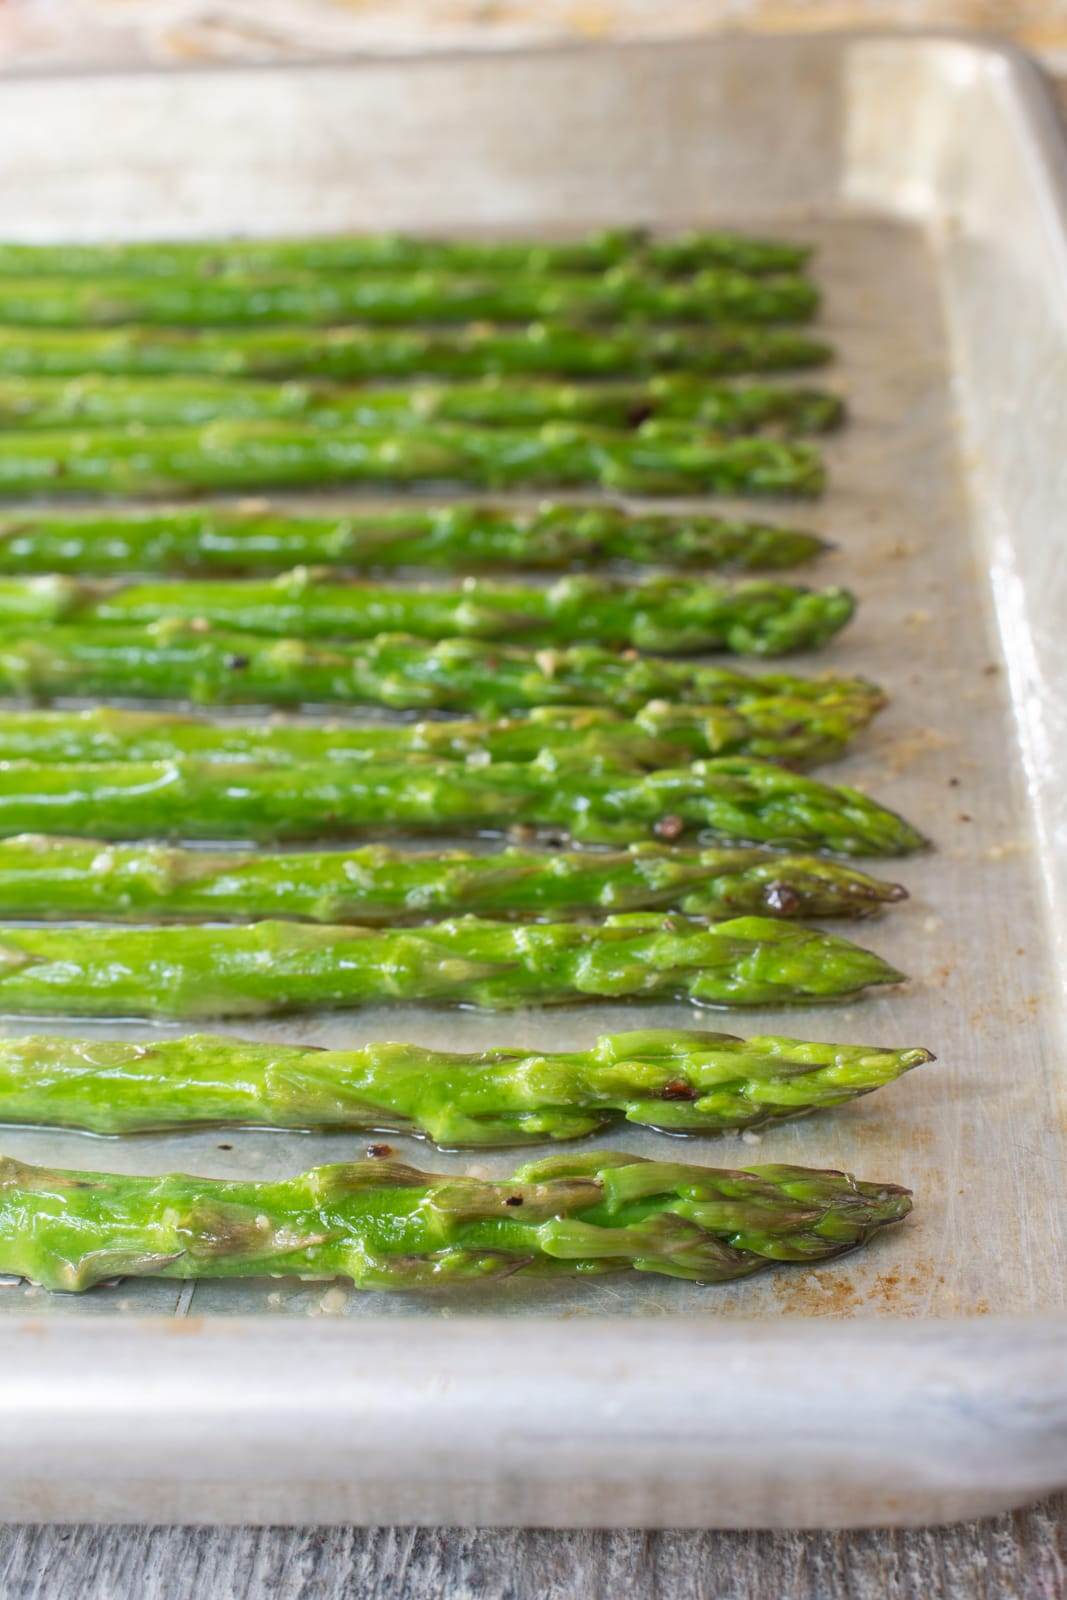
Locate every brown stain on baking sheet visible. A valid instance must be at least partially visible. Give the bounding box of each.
[770,1256,944,1317]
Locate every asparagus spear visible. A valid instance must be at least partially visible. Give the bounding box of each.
[0,700,879,773]
[0,501,830,576]
[0,1029,930,1143]
[0,228,812,279]
[0,1151,911,1293]
[0,374,844,436]
[0,914,903,1017]
[0,572,854,655]
[0,269,818,328]
[0,323,832,382]
[0,418,825,498]
[0,758,925,851]
[0,837,907,923]
[0,623,874,713]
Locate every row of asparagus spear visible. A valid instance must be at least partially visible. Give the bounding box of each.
[0,322,831,381]
[0,704,875,772]
[0,225,922,1295]
[0,913,903,1016]
[0,623,878,712]
[0,419,822,498]
[0,501,828,576]
[0,756,921,865]
[0,229,831,501]
[0,1028,928,1144]
[0,836,904,923]
[0,1025,922,1313]
[0,227,815,278]
[0,570,854,654]
[0,1151,911,1294]
[0,695,912,912]
[0,373,845,436]
[0,694,922,906]
[0,267,818,329]
[0,255,831,495]
[0,754,921,851]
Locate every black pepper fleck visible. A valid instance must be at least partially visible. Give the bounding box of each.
[661,1080,697,1102]
[626,403,655,427]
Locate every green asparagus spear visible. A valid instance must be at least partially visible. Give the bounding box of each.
[0,758,925,851]
[0,228,812,279]
[0,322,832,382]
[0,572,854,655]
[0,1151,911,1293]
[0,269,818,328]
[0,913,904,1018]
[0,1028,929,1143]
[0,419,825,498]
[0,623,874,713]
[0,836,907,923]
[0,374,844,436]
[0,500,830,576]
[0,700,880,774]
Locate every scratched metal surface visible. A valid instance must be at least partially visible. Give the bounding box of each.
[0,37,1063,1344]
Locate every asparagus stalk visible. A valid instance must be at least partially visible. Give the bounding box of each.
[0,269,818,328]
[0,323,832,382]
[0,573,854,655]
[0,1151,911,1294]
[0,623,875,714]
[0,758,925,851]
[0,501,830,576]
[0,913,904,1018]
[0,418,825,498]
[0,1029,930,1144]
[0,228,813,279]
[0,837,907,923]
[0,374,844,436]
[0,700,880,774]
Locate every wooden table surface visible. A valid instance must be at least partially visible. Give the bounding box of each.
[0,1511,1064,1598]
[0,5,1064,1595]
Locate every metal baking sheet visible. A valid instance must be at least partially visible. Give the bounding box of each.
[0,31,1064,1526]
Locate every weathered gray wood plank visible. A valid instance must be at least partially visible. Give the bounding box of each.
[0,1503,1064,1600]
